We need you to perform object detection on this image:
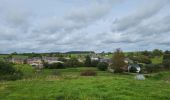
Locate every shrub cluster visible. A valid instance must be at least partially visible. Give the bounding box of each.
[162,54,170,69]
[0,72,23,81]
[44,62,65,69]
[97,62,108,71]
[64,59,84,67]
[80,70,97,76]
[163,60,170,69]
[91,60,99,67]
[143,64,163,73]
[130,55,151,64]
[114,68,125,73]
[0,61,23,81]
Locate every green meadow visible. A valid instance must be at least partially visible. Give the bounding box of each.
[1,65,170,100]
[151,56,163,64]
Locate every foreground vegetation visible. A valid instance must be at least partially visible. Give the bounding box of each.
[1,65,170,100]
[1,49,170,99]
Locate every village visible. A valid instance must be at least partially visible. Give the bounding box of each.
[1,49,170,100]
[1,0,170,99]
[3,52,141,73]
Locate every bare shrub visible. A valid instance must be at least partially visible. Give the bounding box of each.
[80,70,97,76]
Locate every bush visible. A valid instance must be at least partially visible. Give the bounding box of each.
[64,58,81,67]
[97,62,108,71]
[43,62,49,68]
[0,61,15,75]
[141,50,152,57]
[162,53,170,69]
[131,55,151,64]
[152,49,163,57]
[144,64,162,73]
[144,64,154,73]
[84,55,91,67]
[163,54,170,60]
[0,61,23,81]
[80,70,97,76]
[48,63,65,69]
[162,60,170,69]
[114,68,124,73]
[91,60,99,67]
[0,72,23,81]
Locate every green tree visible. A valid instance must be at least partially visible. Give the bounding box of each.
[141,50,152,57]
[111,48,126,73]
[48,63,65,69]
[91,60,99,67]
[97,62,108,71]
[85,55,91,67]
[64,57,80,67]
[0,61,23,80]
[0,61,15,75]
[131,55,151,64]
[152,49,163,57]
[163,53,170,69]
[164,50,170,54]
[163,60,170,69]
[127,52,134,58]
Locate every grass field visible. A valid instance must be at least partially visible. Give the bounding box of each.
[151,56,163,64]
[1,65,170,100]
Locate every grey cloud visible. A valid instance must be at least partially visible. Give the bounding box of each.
[112,0,168,32]
[101,32,143,44]
[37,18,86,34]
[109,0,170,47]
[66,0,121,24]
[152,33,170,46]
[33,1,114,35]
[0,1,32,28]
[66,5,110,23]
[0,0,170,53]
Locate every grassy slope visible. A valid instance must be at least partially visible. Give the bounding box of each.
[151,56,163,64]
[1,66,170,100]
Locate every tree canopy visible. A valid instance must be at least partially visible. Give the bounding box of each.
[112,49,126,73]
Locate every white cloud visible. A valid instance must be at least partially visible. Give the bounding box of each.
[0,0,170,53]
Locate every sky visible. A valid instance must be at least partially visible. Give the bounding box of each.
[0,0,170,53]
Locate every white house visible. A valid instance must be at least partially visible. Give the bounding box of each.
[42,57,63,64]
[27,57,43,69]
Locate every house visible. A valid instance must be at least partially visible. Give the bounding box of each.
[99,58,112,64]
[91,57,99,61]
[64,57,70,60]
[42,57,63,64]
[124,58,133,64]
[27,57,43,68]
[8,57,27,64]
[90,54,100,61]
[78,58,84,63]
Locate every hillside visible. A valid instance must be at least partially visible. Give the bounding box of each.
[1,65,170,100]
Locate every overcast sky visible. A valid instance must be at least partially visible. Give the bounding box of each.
[0,0,170,53]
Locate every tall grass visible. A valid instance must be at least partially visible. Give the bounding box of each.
[1,66,170,100]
